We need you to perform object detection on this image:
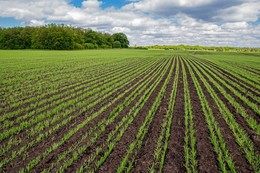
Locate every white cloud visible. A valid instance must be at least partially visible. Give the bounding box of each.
[124,0,215,11]
[21,19,46,26]
[112,27,131,33]
[82,0,102,10]
[0,0,70,20]
[0,0,259,47]
[221,22,249,30]
[214,2,260,22]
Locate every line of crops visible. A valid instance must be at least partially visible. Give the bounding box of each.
[0,50,259,172]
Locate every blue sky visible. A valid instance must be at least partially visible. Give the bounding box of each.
[0,0,260,47]
[70,0,85,8]
[70,0,129,8]
[0,17,21,28]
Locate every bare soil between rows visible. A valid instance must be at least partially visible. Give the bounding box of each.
[1,56,258,173]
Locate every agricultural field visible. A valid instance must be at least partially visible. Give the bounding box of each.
[0,49,259,173]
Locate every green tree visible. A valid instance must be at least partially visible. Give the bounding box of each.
[0,25,130,50]
[0,27,24,49]
[31,25,74,50]
[20,27,34,49]
[113,41,121,48]
[112,33,129,48]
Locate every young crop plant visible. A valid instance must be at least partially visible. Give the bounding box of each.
[117,58,175,173]
[50,58,169,173]
[181,58,198,173]
[196,58,260,98]
[193,58,260,104]
[0,56,156,126]
[1,49,259,173]
[186,57,260,172]
[199,57,260,92]
[151,56,179,173]
[76,57,172,173]
[1,57,158,145]
[190,57,260,121]
[17,58,167,173]
[1,55,161,171]
[183,57,237,173]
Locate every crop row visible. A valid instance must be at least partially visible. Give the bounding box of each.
[183,56,259,172]
[0,57,166,170]
[1,53,259,173]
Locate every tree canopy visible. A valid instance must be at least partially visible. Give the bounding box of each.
[113,41,122,48]
[112,33,129,48]
[0,25,130,50]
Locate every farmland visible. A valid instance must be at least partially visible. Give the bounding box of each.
[0,49,259,173]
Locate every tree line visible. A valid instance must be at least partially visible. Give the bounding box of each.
[145,45,260,52]
[0,24,129,50]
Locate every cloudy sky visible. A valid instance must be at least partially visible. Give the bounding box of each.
[0,0,260,47]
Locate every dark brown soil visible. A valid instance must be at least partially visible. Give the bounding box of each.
[1,56,258,173]
[239,66,260,76]
[0,58,160,151]
[56,58,169,173]
[184,61,219,172]
[163,56,186,173]
[197,59,260,106]
[131,57,176,172]
[0,60,132,115]
[97,58,172,173]
[0,58,151,133]
[226,61,260,77]
[189,59,260,151]
[0,70,143,160]
[188,59,254,172]
[191,58,260,122]
[196,58,260,96]
[2,59,165,172]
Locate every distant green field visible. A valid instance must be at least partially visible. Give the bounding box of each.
[0,49,259,173]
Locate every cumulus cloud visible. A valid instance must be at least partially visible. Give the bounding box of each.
[21,19,46,26]
[82,0,102,10]
[0,0,70,20]
[123,0,240,20]
[221,22,249,30]
[124,0,215,10]
[112,27,131,33]
[0,0,259,47]
[213,1,260,22]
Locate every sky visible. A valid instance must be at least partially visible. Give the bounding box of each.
[0,0,260,47]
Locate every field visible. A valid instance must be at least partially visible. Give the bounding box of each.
[0,49,259,173]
